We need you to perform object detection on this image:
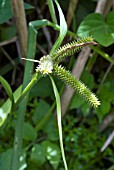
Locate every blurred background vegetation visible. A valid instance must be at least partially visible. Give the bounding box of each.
[0,0,114,169]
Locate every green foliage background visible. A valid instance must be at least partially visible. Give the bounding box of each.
[0,0,114,170]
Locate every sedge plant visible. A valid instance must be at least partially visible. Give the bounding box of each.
[0,1,100,170]
[22,36,100,170]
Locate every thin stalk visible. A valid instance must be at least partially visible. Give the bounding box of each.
[12,74,42,111]
[86,52,98,71]
[91,46,114,65]
[47,20,77,38]
[47,0,57,24]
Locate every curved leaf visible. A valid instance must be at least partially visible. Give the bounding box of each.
[50,0,67,54]
[0,76,14,102]
[0,0,13,24]
[0,85,22,127]
[49,75,68,170]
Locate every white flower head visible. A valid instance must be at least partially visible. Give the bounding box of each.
[36,55,53,75]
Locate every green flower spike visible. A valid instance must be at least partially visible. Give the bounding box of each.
[51,36,97,63]
[53,64,100,108]
[34,36,100,108]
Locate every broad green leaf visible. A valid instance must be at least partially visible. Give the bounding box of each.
[98,82,114,102]
[0,85,22,126]
[70,95,90,116]
[0,0,35,24]
[32,99,50,125]
[30,144,46,166]
[42,140,61,170]
[0,148,12,170]
[23,122,37,141]
[101,100,111,114]
[96,99,111,121]
[24,2,35,10]
[81,102,90,116]
[30,77,53,99]
[81,70,94,90]
[70,94,85,109]
[0,25,16,41]
[0,149,26,170]
[0,0,13,24]
[43,115,59,141]
[77,11,114,47]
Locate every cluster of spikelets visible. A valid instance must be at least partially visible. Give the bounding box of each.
[36,36,100,108]
[51,36,97,63]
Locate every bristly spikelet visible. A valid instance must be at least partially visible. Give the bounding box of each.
[51,36,97,63]
[53,64,100,108]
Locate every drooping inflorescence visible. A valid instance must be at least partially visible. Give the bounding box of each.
[34,36,100,108]
[53,64,100,108]
[51,36,97,63]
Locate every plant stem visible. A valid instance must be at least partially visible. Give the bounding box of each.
[91,46,114,65]
[13,74,41,111]
[47,0,57,24]
[10,23,37,170]
[47,20,77,39]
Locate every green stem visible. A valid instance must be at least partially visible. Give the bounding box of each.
[47,0,57,24]
[86,51,98,71]
[13,73,42,111]
[10,74,41,170]
[91,46,114,65]
[47,20,77,39]
[10,23,37,170]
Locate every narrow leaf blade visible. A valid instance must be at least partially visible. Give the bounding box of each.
[50,0,67,54]
[49,75,68,170]
[0,76,14,102]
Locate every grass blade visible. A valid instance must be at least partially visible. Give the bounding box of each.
[50,0,67,54]
[0,75,14,104]
[10,23,37,170]
[49,75,68,170]
[47,0,57,24]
